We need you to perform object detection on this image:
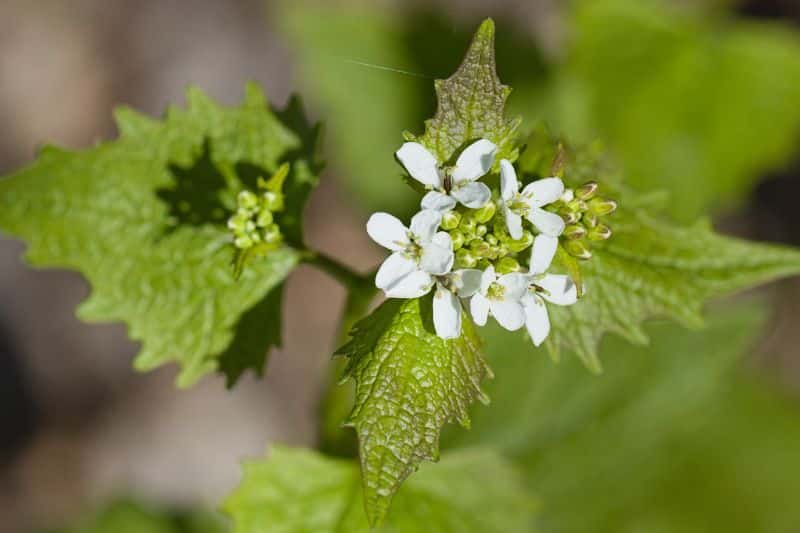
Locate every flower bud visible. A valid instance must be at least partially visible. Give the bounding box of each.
[263,224,282,244]
[459,216,477,236]
[560,189,575,203]
[576,182,598,200]
[450,230,465,250]
[263,191,283,212]
[563,224,586,240]
[455,248,477,268]
[473,201,496,223]
[495,256,521,274]
[234,235,254,249]
[567,199,588,213]
[588,197,617,216]
[485,234,499,246]
[507,230,534,252]
[564,240,592,260]
[583,213,598,228]
[238,190,259,209]
[470,239,491,257]
[562,211,580,225]
[588,223,612,241]
[477,258,492,270]
[441,210,461,230]
[256,209,274,227]
[475,224,488,237]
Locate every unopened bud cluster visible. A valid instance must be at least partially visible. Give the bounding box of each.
[550,182,616,260]
[227,164,288,252]
[447,200,533,275]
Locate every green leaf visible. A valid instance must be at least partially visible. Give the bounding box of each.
[412,18,521,166]
[0,84,320,387]
[445,304,800,532]
[336,296,491,526]
[520,139,800,371]
[223,446,536,532]
[547,0,800,221]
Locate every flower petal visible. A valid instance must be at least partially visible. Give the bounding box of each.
[433,285,462,339]
[498,272,530,301]
[409,209,442,242]
[396,142,441,188]
[420,232,454,275]
[383,270,434,299]
[470,293,490,326]
[537,274,578,306]
[367,212,410,251]
[521,177,565,208]
[499,159,519,201]
[452,139,497,183]
[454,268,483,298]
[421,191,457,212]
[489,300,526,331]
[529,234,558,274]
[480,265,496,293]
[504,207,523,240]
[452,181,491,209]
[375,252,417,290]
[527,207,566,237]
[523,294,550,346]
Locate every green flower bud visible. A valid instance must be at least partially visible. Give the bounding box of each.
[450,230,465,250]
[477,259,492,270]
[473,201,496,223]
[441,210,461,230]
[263,224,282,244]
[470,239,491,257]
[565,239,592,260]
[564,224,586,240]
[456,248,477,268]
[263,191,283,212]
[459,216,477,236]
[234,235,254,249]
[583,213,598,228]
[576,182,598,200]
[256,209,274,227]
[588,197,617,216]
[567,199,588,213]
[475,224,488,237]
[507,231,534,252]
[495,256,521,274]
[588,223,612,241]
[562,211,580,225]
[485,234,499,246]
[237,190,259,209]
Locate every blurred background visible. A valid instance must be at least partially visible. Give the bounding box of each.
[1,0,800,531]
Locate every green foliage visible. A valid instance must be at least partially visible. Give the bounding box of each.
[336,297,490,526]
[547,0,800,221]
[445,305,800,532]
[223,446,535,532]
[410,19,520,166]
[44,499,227,533]
[0,84,320,387]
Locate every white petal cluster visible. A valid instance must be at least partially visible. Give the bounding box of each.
[367,139,579,345]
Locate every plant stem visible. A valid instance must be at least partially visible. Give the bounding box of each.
[303,250,365,289]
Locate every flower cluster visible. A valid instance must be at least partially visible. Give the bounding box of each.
[367,139,611,345]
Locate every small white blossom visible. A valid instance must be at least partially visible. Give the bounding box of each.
[396,139,497,212]
[522,234,579,346]
[432,269,483,339]
[470,265,529,332]
[499,159,566,240]
[367,210,454,298]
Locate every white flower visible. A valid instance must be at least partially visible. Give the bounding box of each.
[367,210,454,298]
[432,269,483,339]
[470,265,529,332]
[396,139,497,212]
[521,234,579,346]
[499,159,566,240]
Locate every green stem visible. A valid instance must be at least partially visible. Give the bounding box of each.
[302,249,377,457]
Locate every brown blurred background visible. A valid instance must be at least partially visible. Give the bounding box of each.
[1,1,799,531]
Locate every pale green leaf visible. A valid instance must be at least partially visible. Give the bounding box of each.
[446,304,800,532]
[336,296,490,527]
[0,84,319,387]
[223,446,535,533]
[412,18,521,166]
